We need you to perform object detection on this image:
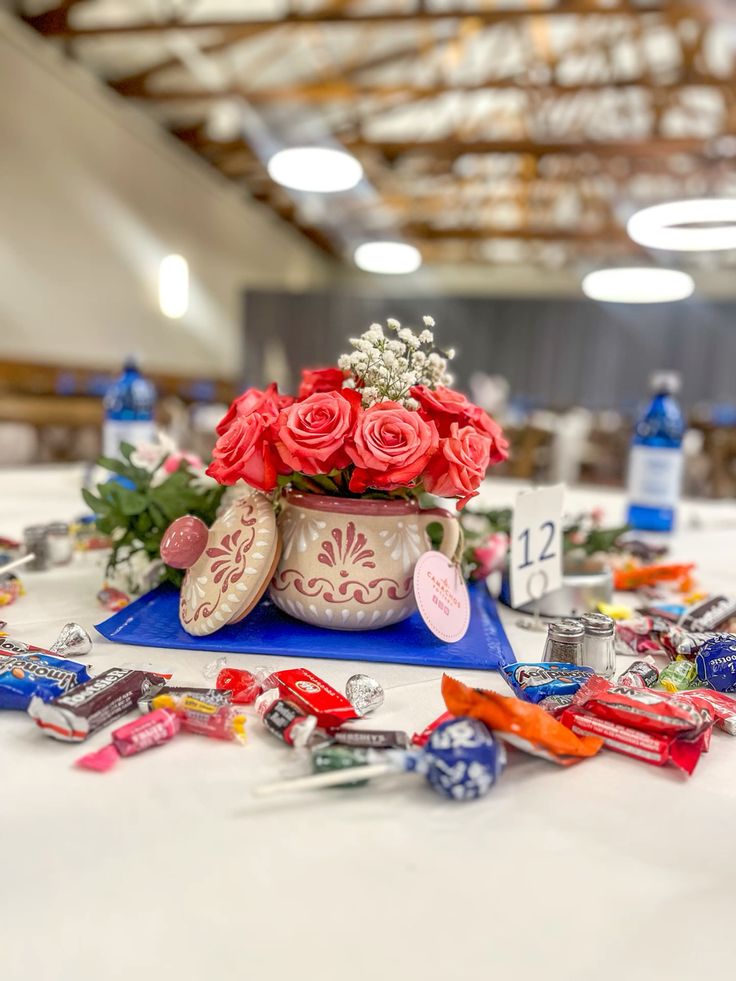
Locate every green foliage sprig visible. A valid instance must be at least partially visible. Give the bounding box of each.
[82,443,225,588]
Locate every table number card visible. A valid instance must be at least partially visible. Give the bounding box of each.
[510,485,564,609]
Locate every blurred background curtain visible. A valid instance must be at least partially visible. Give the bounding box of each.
[243,291,736,412]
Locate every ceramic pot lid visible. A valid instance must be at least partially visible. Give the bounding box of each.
[178,489,280,636]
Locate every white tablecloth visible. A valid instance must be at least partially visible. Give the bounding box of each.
[1,467,735,981]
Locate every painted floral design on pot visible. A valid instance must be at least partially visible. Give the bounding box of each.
[269,492,460,630]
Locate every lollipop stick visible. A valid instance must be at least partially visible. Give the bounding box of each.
[0,554,36,578]
[253,762,395,799]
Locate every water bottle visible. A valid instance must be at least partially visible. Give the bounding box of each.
[626,371,685,533]
[102,358,157,459]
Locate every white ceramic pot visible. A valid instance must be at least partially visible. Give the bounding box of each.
[269,492,460,630]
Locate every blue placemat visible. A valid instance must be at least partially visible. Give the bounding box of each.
[95,582,514,671]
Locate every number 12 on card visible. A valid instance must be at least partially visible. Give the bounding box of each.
[509,485,564,609]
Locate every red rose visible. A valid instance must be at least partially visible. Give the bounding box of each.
[423,423,492,509]
[206,413,285,492]
[298,367,347,400]
[347,401,438,493]
[215,383,284,437]
[276,389,361,475]
[410,384,509,465]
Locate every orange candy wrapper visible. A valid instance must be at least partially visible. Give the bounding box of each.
[613,563,695,593]
[441,675,603,766]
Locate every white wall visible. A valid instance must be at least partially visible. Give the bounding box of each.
[0,14,335,381]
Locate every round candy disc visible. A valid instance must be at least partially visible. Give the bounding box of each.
[179,490,279,637]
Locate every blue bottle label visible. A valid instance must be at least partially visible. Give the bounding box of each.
[627,445,683,509]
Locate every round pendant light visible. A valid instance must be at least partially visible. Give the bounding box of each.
[267,146,363,193]
[582,267,694,303]
[627,199,736,251]
[353,241,422,274]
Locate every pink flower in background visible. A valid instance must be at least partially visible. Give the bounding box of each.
[347,401,438,492]
[423,423,491,509]
[275,389,361,475]
[298,366,347,400]
[163,451,203,474]
[410,384,509,466]
[472,533,509,580]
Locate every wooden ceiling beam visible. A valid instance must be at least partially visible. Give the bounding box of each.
[347,136,722,159]
[126,74,736,103]
[406,223,632,242]
[27,2,699,39]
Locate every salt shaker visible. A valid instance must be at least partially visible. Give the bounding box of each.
[542,619,585,665]
[580,612,616,677]
[45,522,74,566]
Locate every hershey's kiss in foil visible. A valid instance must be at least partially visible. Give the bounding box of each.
[345,674,384,716]
[50,622,93,659]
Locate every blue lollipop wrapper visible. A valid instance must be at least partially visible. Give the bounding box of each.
[696,637,736,692]
[407,716,505,801]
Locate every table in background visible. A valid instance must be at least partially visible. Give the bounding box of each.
[1,467,735,981]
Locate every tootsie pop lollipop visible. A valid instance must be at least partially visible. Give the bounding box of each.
[254,716,506,802]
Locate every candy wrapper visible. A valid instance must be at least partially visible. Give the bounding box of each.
[613,562,694,592]
[263,668,359,730]
[501,662,594,704]
[678,689,736,735]
[255,688,317,748]
[695,637,736,692]
[29,668,167,742]
[571,675,713,738]
[216,668,262,705]
[441,674,603,766]
[0,575,24,607]
[617,658,659,689]
[0,640,91,711]
[256,717,505,802]
[151,691,247,743]
[76,708,180,772]
[560,707,707,776]
[411,711,454,747]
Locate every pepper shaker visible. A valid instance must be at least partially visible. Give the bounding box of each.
[542,619,585,665]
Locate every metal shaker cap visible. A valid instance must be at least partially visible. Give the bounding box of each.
[581,612,615,636]
[547,618,585,642]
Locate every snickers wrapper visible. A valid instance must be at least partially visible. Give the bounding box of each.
[28,668,166,742]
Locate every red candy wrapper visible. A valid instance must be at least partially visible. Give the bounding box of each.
[560,707,707,776]
[677,689,736,736]
[76,708,180,773]
[412,711,455,747]
[216,667,261,705]
[264,668,359,730]
[572,675,713,738]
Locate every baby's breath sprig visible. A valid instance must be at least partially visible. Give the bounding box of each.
[338,315,454,408]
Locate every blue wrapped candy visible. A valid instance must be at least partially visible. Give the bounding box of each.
[501,661,594,703]
[407,716,505,801]
[0,638,90,710]
[696,637,736,692]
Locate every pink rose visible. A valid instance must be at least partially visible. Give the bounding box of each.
[410,385,509,466]
[206,413,286,492]
[298,367,347,400]
[423,422,492,509]
[215,383,287,437]
[276,389,361,475]
[163,451,203,474]
[472,533,509,580]
[347,401,438,493]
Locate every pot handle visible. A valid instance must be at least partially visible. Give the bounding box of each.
[417,508,461,562]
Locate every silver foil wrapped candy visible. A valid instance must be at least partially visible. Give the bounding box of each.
[50,622,93,659]
[345,674,384,716]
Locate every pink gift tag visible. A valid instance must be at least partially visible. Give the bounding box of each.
[413,551,471,644]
